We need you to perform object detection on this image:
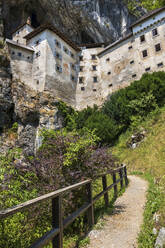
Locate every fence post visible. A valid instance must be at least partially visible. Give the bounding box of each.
[124,166,128,186]
[52,196,63,248]
[102,175,109,207]
[119,168,124,189]
[86,182,94,228]
[113,172,117,198]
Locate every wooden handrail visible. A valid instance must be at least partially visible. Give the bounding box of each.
[0,165,128,248]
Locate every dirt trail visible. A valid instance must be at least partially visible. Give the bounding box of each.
[87,176,148,248]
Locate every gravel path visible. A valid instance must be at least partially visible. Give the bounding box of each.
[87,176,148,248]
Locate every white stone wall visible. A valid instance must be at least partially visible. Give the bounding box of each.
[99,16,165,101]
[27,31,47,92]
[44,29,79,107]
[12,24,34,45]
[76,47,104,110]
[8,45,33,86]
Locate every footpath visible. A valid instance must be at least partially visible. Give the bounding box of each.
[87,176,148,248]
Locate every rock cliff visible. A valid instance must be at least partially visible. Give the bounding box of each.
[2,0,145,44]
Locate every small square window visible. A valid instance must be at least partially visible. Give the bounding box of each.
[128,45,133,50]
[142,49,148,58]
[130,60,134,64]
[71,74,75,81]
[12,51,15,55]
[80,66,83,72]
[36,51,41,58]
[93,76,98,83]
[18,52,22,57]
[81,87,85,91]
[56,65,62,73]
[91,54,96,60]
[152,28,158,37]
[157,62,163,68]
[155,43,161,52]
[70,52,74,59]
[79,77,84,83]
[107,71,111,75]
[92,65,97,71]
[109,83,113,87]
[79,56,83,61]
[106,58,110,62]
[132,74,137,78]
[145,67,151,72]
[55,40,61,48]
[63,46,69,54]
[93,89,97,92]
[140,35,145,43]
[35,39,41,46]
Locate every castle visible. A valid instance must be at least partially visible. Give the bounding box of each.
[6,7,165,110]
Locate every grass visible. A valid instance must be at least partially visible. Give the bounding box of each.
[112,107,165,247]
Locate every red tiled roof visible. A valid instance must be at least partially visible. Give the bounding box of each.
[131,7,165,28]
[24,24,81,52]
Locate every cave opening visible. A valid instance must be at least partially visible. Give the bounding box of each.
[81,31,95,44]
[31,12,40,28]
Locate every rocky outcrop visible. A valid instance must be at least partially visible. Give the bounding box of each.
[2,0,145,44]
[11,80,63,155]
[0,45,13,133]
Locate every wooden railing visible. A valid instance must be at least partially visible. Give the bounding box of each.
[0,165,128,248]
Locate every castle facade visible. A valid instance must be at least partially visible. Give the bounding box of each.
[6,7,165,110]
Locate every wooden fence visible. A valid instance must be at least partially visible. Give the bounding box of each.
[0,165,128,248]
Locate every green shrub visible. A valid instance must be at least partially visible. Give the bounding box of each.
[84,112,121,144]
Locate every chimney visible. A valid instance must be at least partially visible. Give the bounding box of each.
[27,17,31,25]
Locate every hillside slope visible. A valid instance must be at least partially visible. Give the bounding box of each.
[112,107,165,247]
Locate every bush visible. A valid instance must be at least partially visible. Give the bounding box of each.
[84,112,121,144]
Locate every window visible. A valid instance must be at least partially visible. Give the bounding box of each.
[79,56,83,61]
[142,49,148,58]
[132,74,137,78]
[93,89,97,92]
[56,64,62,73]
[71,74,75,81]
[157,62,163,68]
[152,28,158,37]
[36,51,41,58]
[55,40,61,48]
[63,46,69,54]
[79,77,84,84]
[91,54,96,60]
[80,66,83,72]
[107,71,111,75]
[12,51,15,55]
[70,52,74,59]
[109,83,113,87]
[54,51,62,60]
[93,76,98,83]
[70,63,76,70]
[128,45,133,50]
[92,65,97,71]
[18,52,22,57]
[140,35,145,43]
[81,87,85,91]
[145,67,151,72]
[130,60,134,64]
[155,43,161,52]
[36,80,39,85]
[35,39,41,46]
[106,58,110,62]
[27,56,30,60]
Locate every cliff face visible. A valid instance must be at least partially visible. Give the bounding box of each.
[2,0,145,44]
